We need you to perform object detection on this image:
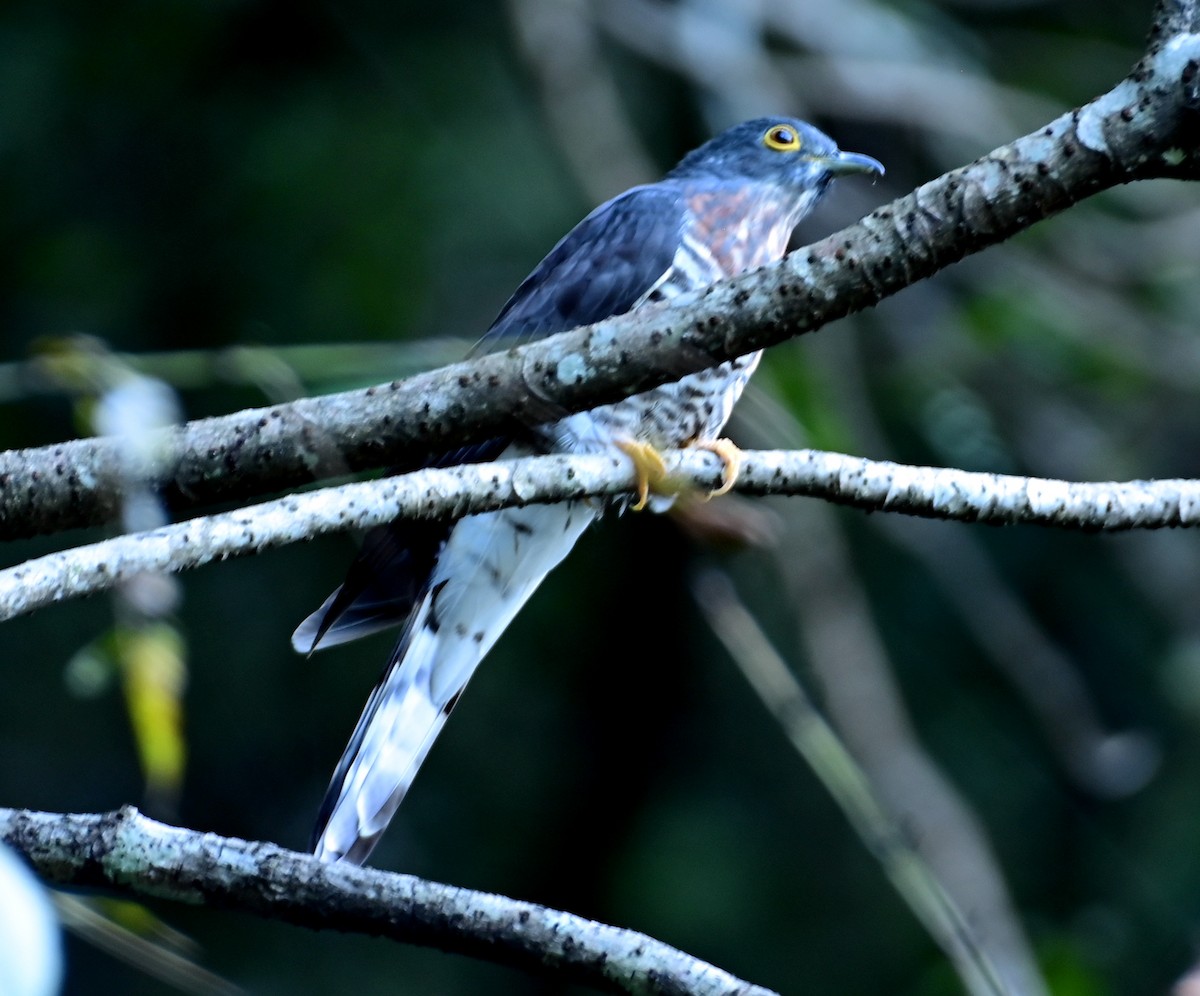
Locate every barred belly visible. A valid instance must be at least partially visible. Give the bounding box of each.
[589,350,762,449]
[545,197,773,457]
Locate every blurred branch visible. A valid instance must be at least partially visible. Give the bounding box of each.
[0,339,464,404]
[723,385,1050,996]
[779,55,1052,142]
[594,0,794,121]
[794,314,1163,798]
[760,0,945,64]
[507,0,657,201]
[53,894,242,996]
[0,18,1196,541]
[692,570,1018,996]
[879,512,1161,796]
[7,446,1200,624]
[770,502,1052,996]
[0,806,778,996]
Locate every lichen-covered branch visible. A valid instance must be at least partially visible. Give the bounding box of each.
[3,447,1200,625]
[0,22,1196,542]
[0,806,777,996]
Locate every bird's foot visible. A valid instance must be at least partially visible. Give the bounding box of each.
[692,437,744,500]
[615,437,744,511]
[615,439,671,511]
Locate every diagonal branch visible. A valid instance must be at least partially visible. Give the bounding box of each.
[692,570,1020,996]
[0,806,777,996]
[3,447,1200,626]
[0,23,1197,543]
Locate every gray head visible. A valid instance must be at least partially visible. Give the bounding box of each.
[667,117,883,190]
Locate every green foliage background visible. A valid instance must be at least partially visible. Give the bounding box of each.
[1,1,1199,993]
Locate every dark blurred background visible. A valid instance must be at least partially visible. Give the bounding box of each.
[2,0,1200,993]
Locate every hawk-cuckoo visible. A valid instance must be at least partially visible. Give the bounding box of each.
[295,116,883,864]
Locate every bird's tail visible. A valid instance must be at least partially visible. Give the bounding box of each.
[311,592,456,863]
[312,500,598,864]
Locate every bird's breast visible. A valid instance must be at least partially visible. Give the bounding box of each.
[536,184,790,471]
[683,188,796,274]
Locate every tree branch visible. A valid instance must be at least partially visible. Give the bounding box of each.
[4,447,1200,625]
[0,806,777,996]
[1,25,1196,542]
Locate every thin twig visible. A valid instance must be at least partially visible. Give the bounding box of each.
[692,570,1014,996]
[53,894,243,996]
[733,382,1051,995]
[4,447,1200,624]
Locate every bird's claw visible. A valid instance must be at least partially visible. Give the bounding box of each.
[693,437,744,499]
[616,437,743,510]
[615,439,670,512]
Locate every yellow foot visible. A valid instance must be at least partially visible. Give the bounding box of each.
[693,437,744,500]
[615,439,670,512]
[615,437,744,511]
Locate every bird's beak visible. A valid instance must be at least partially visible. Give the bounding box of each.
[821,150,885,178]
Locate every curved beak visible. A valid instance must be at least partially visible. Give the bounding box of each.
[822,149,885,178]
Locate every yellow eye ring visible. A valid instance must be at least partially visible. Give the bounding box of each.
[762,125,801,152]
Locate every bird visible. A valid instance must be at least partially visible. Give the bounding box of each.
[294,116,883,864]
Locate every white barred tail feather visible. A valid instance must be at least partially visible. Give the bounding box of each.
[311,498,597,863]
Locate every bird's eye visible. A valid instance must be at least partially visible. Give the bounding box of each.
[762,125,801,151]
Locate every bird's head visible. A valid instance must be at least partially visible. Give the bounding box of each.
[667,116,883,194]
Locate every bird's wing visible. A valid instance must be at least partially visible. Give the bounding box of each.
[470,183,684,352]
[294,185,684,653]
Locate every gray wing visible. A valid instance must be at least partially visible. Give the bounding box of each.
[471,182,685,352]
